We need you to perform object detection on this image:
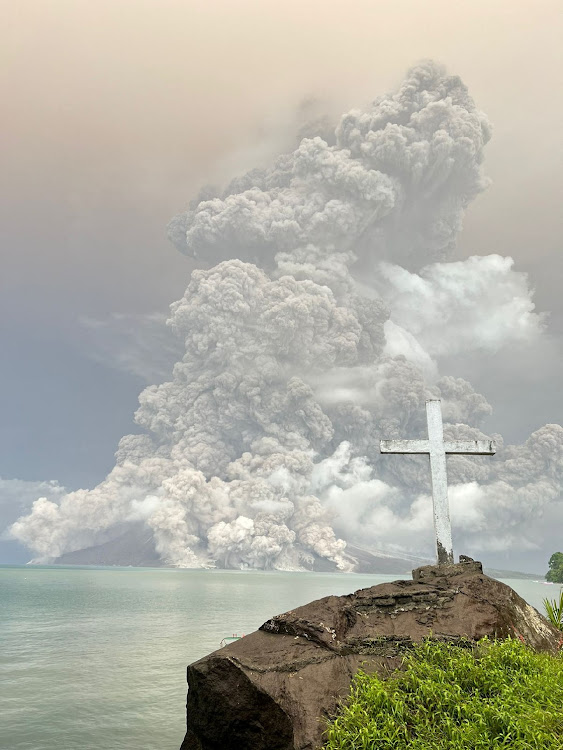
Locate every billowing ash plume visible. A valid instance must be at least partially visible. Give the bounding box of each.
[11,62,561,569]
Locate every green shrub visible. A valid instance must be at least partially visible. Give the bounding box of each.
[323,638,563,749]
[544,589,563,632]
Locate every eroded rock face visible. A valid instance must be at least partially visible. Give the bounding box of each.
[180,560,562,750]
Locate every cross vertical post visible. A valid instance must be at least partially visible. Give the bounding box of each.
[380,399,495,566]
[425,400,453,564]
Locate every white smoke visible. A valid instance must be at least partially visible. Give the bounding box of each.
[11,61,562,569]
[0,478,66,542]
[310,424,563,559]
[376,254,544,357]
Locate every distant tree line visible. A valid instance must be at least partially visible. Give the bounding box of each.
[547,552,563,583]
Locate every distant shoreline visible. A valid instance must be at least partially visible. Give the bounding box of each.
[0,562,546,580]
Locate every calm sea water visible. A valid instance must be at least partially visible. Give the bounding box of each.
[0,565,558,750]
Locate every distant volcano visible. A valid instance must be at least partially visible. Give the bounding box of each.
[52,522,427,573]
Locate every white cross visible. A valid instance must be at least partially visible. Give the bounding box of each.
[380,399,495,565]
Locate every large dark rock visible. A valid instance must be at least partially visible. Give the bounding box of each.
[180,559,562,750]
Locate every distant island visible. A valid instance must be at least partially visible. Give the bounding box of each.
[30,522,543,580]
[50,523,427,573]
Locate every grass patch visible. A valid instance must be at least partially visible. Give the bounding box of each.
[323,638,563,749]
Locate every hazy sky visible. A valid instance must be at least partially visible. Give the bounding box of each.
[1,1,562,564]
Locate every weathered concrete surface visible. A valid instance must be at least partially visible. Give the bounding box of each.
[180,559,562,750]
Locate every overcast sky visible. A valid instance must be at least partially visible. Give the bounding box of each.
[1,1,561,566]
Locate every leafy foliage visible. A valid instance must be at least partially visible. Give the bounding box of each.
[544,589,563,632]
[323,639,563,749]
[547,552,563,583]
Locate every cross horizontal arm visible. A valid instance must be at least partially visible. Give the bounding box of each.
[380,439,430,454]
[380,439,496,455]
[444,440,495,455]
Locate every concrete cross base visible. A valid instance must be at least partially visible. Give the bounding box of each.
[412,555,483,583]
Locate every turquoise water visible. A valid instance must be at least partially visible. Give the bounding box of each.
[0,566,557,750]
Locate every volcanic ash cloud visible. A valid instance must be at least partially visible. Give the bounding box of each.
[11,62,562,569]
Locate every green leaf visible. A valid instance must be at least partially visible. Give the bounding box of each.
[322,639,563,750]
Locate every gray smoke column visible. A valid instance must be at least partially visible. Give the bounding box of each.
[11,62,561,568]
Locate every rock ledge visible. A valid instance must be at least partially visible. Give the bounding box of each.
[180,559,561,750]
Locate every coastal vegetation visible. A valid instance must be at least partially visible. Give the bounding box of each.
[546,552,563,583]
[544,589,563,632]
[323,638,563,749]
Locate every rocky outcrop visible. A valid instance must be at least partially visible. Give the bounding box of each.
[180,559,562,750]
